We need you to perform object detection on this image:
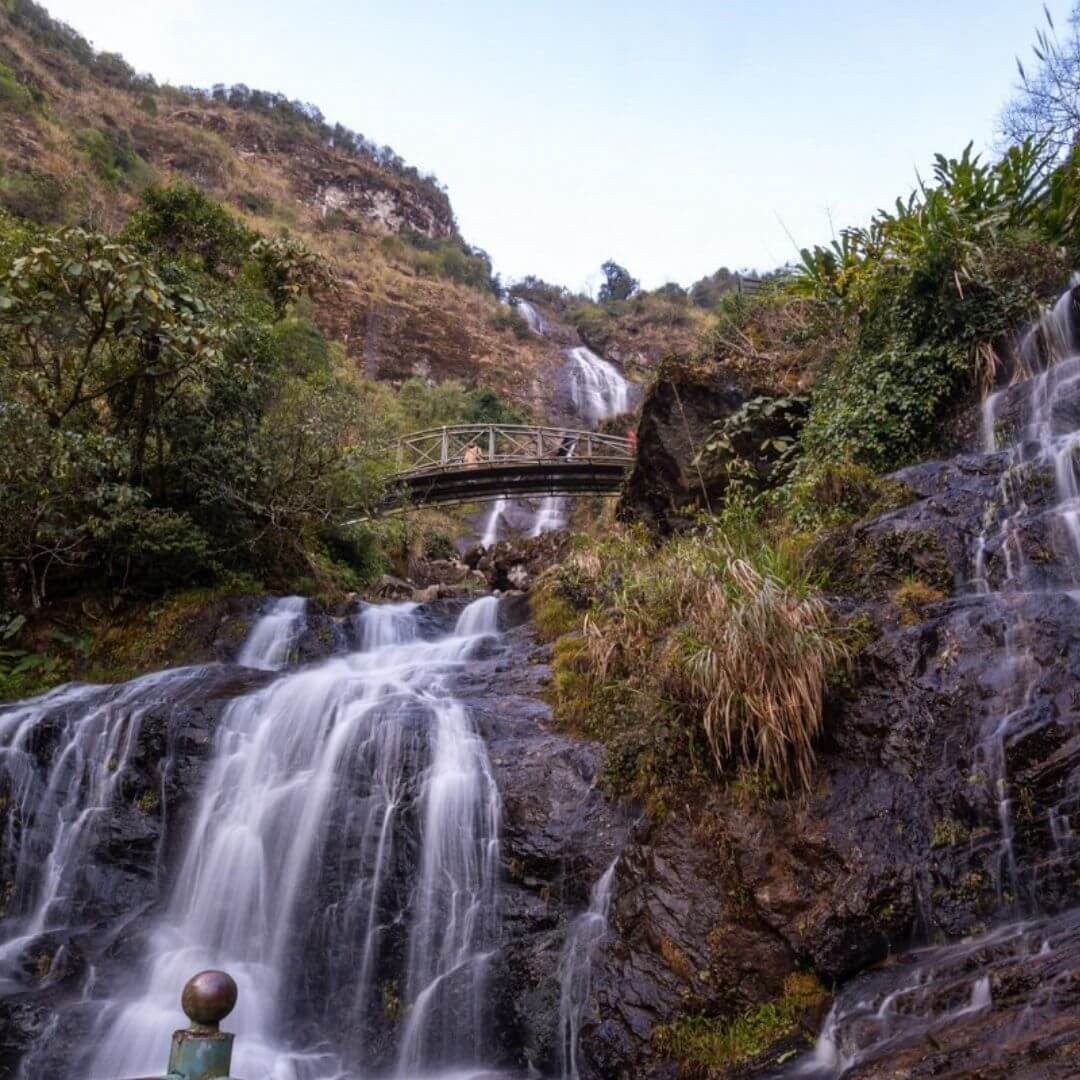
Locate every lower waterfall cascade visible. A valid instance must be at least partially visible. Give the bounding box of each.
[0,594,614,1079]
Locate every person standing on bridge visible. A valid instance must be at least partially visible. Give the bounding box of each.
[463,442,483,467]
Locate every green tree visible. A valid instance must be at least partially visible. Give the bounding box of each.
[125,183,255,276]
[0,228,222,480]
[598,259,639,303]
[250,235,336,316]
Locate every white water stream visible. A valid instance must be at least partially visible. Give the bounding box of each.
[0,596,516,1079]
[556,860,617,1080]
[481,308,631,547]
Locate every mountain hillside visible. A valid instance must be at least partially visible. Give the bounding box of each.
[0,0,566,410]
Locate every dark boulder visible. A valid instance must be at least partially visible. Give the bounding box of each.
[618,365,793,534]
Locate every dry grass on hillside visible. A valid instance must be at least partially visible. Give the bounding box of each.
[535,518,850,799]
[0,8,560,410]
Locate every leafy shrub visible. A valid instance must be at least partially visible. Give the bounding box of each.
[0,199,391,610]
[774,141,1077,473]
[491,306,531,339]
[423,530,457,561]
[271,315,332,377]
[0,167,67,223]
[88,487,210,591]
[125,183,255,275]
[403,231,500,294]
[320,524,386,584]
[250,235,336,315]
[463,386,527,425]
[79,128,151,189]
[0,61,35,112]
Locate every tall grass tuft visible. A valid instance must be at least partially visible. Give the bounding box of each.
[660,551,845,794]
[543,503,850,797]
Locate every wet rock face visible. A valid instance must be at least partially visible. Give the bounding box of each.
[580,416,1080,1075]
[0,603,635,1079]
[0,665,267,1076]
[455,624,633,1075]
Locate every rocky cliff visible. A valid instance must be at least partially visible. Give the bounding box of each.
[568,313,1080,1077]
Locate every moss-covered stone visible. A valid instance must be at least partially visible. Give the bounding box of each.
[652,972,829,1073]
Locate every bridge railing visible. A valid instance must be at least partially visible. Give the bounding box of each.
[395,424,633,478]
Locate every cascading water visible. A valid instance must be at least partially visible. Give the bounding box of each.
[564,346,630,429]
[481,498,508,548]
[235,596,306,670]
[478,305,632,545]
[1,596,514,1079]
[556,860,617,1080]
[793,283,1080,1076]
[530,496,566,539]
[0,666,211,993]
[515,300,545,335]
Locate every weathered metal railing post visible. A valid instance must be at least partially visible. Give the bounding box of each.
[165,970,239,1079]
[488,425,495,462]
[440,426,449,465]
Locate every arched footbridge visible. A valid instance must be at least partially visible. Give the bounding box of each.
[379,424,635,511]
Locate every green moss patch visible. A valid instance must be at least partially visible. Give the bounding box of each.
[653,972,829,1072]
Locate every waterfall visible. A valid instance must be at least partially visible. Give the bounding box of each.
[565,346,630,427]
[454,594,500,637]
[356,599,418,649]
[481,497,507,548]
[516,299,545,335]
[235,596,306,670]
[531,496,565,538]
[480,304,631,544]
[795,283,1080,1076]
[0,667,209,991]
[556,860,617,1080]
[1,598,509,1079]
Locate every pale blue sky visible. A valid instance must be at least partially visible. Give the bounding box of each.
[42,0,1072,292]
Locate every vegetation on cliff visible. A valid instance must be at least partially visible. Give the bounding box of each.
[540,17,1080,811]
[0,181,522,680]
[0,0,557,413]
[533,498,852,804]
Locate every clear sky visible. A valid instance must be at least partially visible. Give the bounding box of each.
[40,0,1073,293]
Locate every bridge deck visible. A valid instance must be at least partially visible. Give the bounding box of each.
[374,424,635,513]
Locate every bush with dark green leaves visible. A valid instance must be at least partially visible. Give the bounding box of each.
[792,141,1078,473]
[0,188,391,609]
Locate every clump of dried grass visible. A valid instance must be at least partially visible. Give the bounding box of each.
[659,552,846,794]
[550,516,849,795]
